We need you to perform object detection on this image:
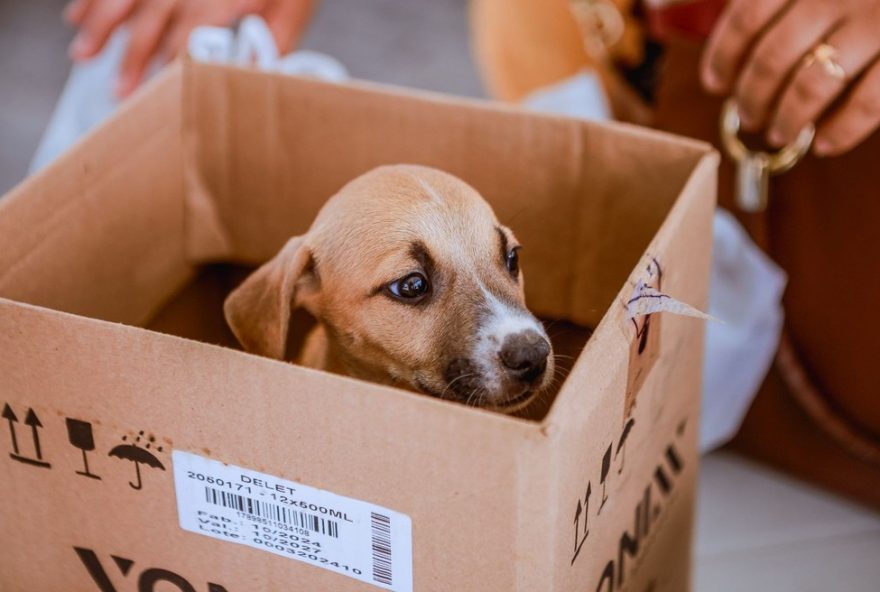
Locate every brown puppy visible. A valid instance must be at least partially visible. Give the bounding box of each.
[224,164,553,412]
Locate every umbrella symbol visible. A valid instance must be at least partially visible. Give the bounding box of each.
[108,431,165,490]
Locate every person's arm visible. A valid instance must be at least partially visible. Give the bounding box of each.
[65,0,317,97]
[700,0,880,156]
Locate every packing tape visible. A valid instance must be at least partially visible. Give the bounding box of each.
[625,283,716,322]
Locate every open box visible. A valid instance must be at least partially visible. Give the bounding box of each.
[0,61,716,591]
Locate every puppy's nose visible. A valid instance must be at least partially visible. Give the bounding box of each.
[499,330,550,383]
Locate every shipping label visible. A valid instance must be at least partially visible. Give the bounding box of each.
[172,450,412,592]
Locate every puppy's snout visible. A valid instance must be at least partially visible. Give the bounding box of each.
[499,330,550,383]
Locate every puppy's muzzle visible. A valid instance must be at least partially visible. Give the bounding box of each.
[499,329,550,384]
[442,327,552,408]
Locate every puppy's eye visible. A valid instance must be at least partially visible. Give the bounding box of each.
[506,247,521,277]
[386,273,430,302]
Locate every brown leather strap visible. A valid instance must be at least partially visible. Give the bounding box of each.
[775,332,880,464]
[744,202,880,466]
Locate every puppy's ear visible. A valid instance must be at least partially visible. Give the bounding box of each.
[224,236,314,360]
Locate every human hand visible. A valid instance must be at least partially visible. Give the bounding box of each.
[700,0,880,156]
[65,0,316,98]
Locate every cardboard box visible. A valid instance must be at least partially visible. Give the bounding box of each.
[0,61,716,591]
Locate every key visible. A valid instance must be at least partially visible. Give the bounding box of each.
[735,151,771,213]
[720,99,815,213]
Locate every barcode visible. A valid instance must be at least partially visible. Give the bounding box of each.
[370,512,393,585]
[204,486,339,538]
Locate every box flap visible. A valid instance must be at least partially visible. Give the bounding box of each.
[0,64,191,326]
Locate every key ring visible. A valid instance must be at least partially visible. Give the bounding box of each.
[720,99,815,211]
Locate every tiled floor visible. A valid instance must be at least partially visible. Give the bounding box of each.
[2,3,879,591]
[696,452,880,591]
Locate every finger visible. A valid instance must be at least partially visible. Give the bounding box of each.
[235,0,269,13]
[814,61,880,156]
[700,0,790,94]
[116,0,177,97]
[768,20,880,147]
[68,0,138,61]
[261,0,318,54]
[734,0,839,131]
[64,0,94,25]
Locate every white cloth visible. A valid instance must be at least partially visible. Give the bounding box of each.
[522,70,612,121]
[701,210,786,451]
[29,29,148,173]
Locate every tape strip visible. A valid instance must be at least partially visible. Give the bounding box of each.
[626,283,715,322]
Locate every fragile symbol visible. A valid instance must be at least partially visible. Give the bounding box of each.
[66,418,101,480]
[108,431,165,490]
[3,403,51,468]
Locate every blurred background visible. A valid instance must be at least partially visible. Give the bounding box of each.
[0,0,483,195]
[0,0,73,194]
[1,1,878,590]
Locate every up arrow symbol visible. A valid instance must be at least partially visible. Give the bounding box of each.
[2,403,20,455]
[24,408,45,461]
[5,404,51,468]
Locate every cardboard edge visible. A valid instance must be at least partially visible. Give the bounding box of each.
[657,151,719,592]
[330,72,714,156]
[542,148,719,430]
[0,295,546,437]
[180,61,713,182]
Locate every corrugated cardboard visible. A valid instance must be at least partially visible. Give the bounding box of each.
[0,61,716,591]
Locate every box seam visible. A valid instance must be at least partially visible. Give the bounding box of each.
[181,59,235,263]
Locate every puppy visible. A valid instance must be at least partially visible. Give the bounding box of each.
[224,164,554,412]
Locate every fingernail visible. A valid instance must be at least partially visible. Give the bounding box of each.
[813,138,832,157]
[68,33,91,60]
[767,129,785,147]
[738,110,756,131]
[702,68,723,93]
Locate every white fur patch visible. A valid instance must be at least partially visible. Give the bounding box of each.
[471,281,547,395]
